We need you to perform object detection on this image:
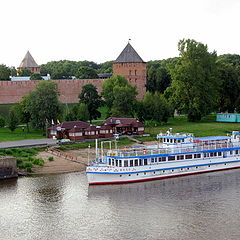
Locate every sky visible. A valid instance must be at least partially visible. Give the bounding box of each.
[1,0,240,67]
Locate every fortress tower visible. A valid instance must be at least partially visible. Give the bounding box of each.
[112,42,146,99]
[17,51,40,75]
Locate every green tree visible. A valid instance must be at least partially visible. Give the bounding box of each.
[0,114,5,128]
[8,109,18,131]
[18,68,32,76]
[75,66,98,79]
[168,39,219,121]
[30,73,43,80]
[217,63,240,112]
[111,85,137,117]
[0,64,11,80]
[26,81,62,129]
[65,105,79,121]
[102,75,129,110]
[140,92,171,123]
[78,103,90,122]
[12,97,31,132]
[79,84,102,122]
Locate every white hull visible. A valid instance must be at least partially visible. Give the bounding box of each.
[87,156,240,185]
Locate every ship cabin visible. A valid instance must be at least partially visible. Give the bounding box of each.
[157,132,194,148]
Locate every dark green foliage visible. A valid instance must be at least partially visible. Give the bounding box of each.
[79,84,102,121]
[168,39,219,121]
[30,73,43,80]
[8,109,18,131]
[75,66,98,79]
[102,75,137,117]
[65,103,90,122]
[0,64,11,80]
[48,156,54,161]
[137,92,171,123]
[0,114,5,128]
[26,81,62,129]
[18,68,32,76]
[217,63,240,113]
[97,61,113,73]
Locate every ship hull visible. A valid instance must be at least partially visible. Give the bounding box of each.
[87,157,240,185]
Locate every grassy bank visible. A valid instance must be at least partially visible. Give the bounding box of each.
[144,115,240,137]
[0,147,45,172]
[0,127,43,142]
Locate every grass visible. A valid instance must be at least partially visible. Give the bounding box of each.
[0,127,43,141]
[144,115,240,137]
[0,147,46,172]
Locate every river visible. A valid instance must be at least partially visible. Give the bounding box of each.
[1,170,240,240]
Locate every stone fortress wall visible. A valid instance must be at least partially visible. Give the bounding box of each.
[0,79,106,104]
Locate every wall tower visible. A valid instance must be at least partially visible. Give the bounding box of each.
[112,42,146,99]
[17,51,40,75]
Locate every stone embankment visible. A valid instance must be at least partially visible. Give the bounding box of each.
[0,156,18,180]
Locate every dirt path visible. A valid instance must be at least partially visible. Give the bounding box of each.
[31,140,158,175]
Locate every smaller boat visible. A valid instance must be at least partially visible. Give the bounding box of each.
[86,130,240,185]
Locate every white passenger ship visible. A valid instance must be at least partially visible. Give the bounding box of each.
[86,130,240,185]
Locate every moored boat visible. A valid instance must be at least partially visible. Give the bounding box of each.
[86,130,240,185]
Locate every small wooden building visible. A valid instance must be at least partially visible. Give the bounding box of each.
[84,125,100,139]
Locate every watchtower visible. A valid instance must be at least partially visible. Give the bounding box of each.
[112,42,146,99]
[17,51,40,75]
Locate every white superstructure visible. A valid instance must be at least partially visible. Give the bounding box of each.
[86,131,240,185]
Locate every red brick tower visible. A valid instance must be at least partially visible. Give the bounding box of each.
[17,51,40,75]
[112,42,146,99]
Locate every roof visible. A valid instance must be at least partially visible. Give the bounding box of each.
[104,117,138,125]
[19,51,39,68]
[115,43,144,63]
[194,136,231,142]
[68,126,84,133]
[60,121,90,130]
[85,125,99,131]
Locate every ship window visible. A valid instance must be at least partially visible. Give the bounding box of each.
[112,159,114,166]
[172,169,174,172]
[163,170,165,173]
[236,150,239,154]
[185,154,192,159]
[214,152,217,156]
[158,157,161,162]
[130,160,133,167]
[154,171,155,174]
[144,159,148,165]
[210,152,214,157]
[139,159,143,166]
[208,165,210,167]
[177,155,184,160]
[144,172,146,175]
[129,174,131,176]
[137,173,139,176]
[230,151,233,155]
[168,156,175,161]
[108,159,111,165]
[151,158,154,163]
[218,152,222,156]
[162,157,166,161]
[135,159,138,166]
[120,175,122,177]
[116,160,118,166]
[124,161,128,167]
[155,157,158,162]
[119,160,122,167]
[194,154,201,158]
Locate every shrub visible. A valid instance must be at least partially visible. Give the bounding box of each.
[48,156,54,161]
[26,167,32,173]
[0,115,5,128]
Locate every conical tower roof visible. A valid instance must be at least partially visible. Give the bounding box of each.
[19,51,39,68]
[115,43,144,63]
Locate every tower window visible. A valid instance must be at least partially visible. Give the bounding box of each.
[129,70,131,75]
[135,70,137,75]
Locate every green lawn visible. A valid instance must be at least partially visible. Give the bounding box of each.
[144,115,240,137]
[0,127,43,142]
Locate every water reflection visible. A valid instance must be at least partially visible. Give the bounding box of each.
[1,170,240,240]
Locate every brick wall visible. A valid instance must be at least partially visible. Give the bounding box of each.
[0,79,105,104]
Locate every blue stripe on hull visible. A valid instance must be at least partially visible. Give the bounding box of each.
[86,159,240,174]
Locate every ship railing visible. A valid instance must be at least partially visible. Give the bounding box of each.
[106,141,240,158]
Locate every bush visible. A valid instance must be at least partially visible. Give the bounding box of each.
[0,115,5,128]
[26,167,32,173]
[48,156,54,161]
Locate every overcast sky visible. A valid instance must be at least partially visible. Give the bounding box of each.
[1,0,240,67]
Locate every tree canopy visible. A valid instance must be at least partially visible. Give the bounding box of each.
[75,66,98,79]
[79,84,102,122]
[25,81,62,129]
[167,39,219,121]
[0,64,11,80]
[102,75,137,117]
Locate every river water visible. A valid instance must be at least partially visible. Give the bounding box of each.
[1,170,240,240]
